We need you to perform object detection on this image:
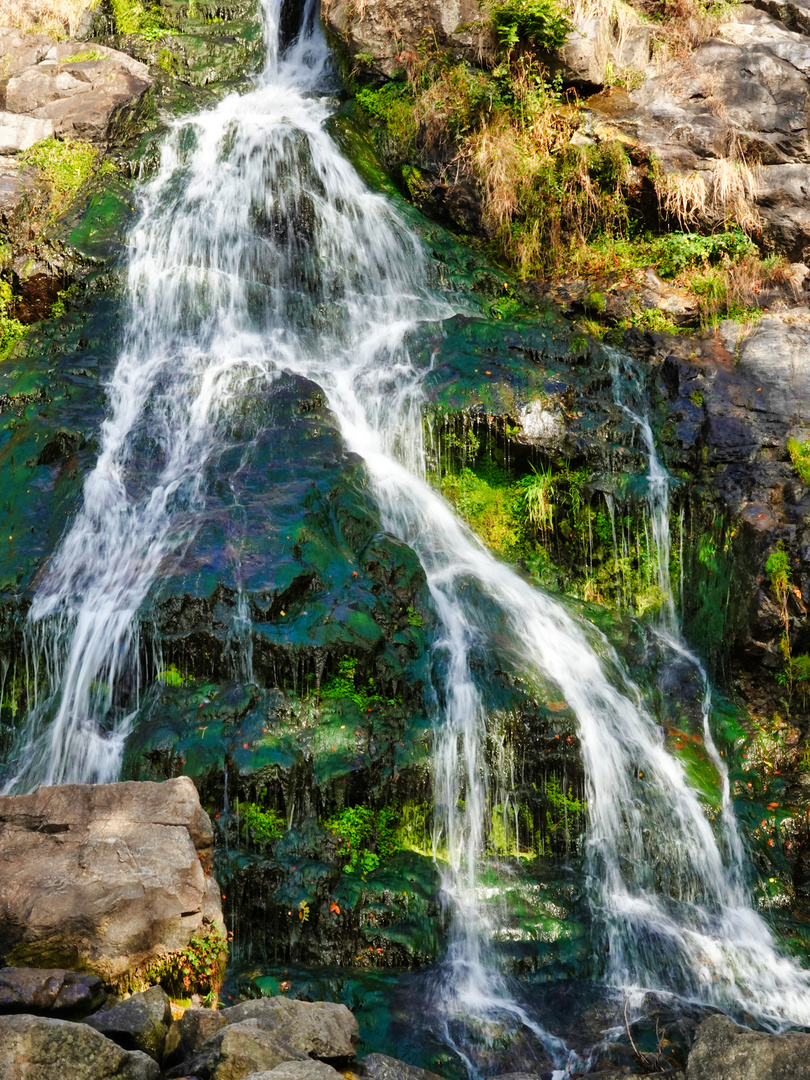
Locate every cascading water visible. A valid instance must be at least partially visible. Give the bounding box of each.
[5,0,810,1066]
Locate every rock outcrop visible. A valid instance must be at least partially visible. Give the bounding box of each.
[0,30,152,144]
[0,1013,160,1080]
[322,0,496,78]
[687,1013,810,1078]
[0,777,225,992]
[0,966,105,1018]
[221,997,359,1058]
[85,985,172,1060]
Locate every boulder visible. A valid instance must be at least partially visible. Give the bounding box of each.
[0,777,225,992]
[0,966,105,1018]
[222,997,359,1059]
[2,41,152,144]
[0,111,54,153]
[166,1018,307,1080]
[687,1013,810,1078]
[322,0,496,78]
[358,1054,448,1080]
[164,1006,228,1066]
[244,1063,345,1080]
[0,1013,160,1080]
[85,985,172,1060]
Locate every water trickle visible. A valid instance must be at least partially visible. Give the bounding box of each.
[3,0,810,1064]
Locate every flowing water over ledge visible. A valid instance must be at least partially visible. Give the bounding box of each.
[3,0,810,1072]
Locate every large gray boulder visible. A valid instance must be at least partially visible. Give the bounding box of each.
[166,1018,308,1080]
[0,1013,160,1080]
[0,777,225,993]
[222,996,359,1058]
[323,0,496,78]
[244,1063,345,1080]
[0,966,105,1018]
[358,1054,448,1080]
[85,985,172,1060]
[687,1013,810,1078]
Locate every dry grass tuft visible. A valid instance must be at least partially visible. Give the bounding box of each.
[656,169,708,227]
[711,153,760,231]
[0,0,94,36]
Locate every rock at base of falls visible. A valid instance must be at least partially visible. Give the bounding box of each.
[0,1013,160,1080]
[687,1013,810,1079]
[0,776,225,994]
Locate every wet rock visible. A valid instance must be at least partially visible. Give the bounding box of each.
[0,967,105,1018]
[85,985,172,1060]
[0,1013,160,1080]
[163,1006,228,1066]
[0,111,54,153]
[323,0,496,79]
[166,1018,307,1079]
[222,996,359,1058]
[686,1013,810,1078]
[0,777,224,992]
[357,1053,448,1080]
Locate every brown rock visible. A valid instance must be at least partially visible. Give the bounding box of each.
[0,777,225,992]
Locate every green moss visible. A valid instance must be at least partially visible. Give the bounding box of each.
[110,0,175,37]
[62,49,107,62]
[21,137,98,220]
[788,437,810,486]
[0,281,27,361]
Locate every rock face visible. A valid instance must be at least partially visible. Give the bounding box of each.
[588,4,810,259]
[0,967,105,1018]
[85,985,172,1060]
[0,36,153,143]
[687,1013,810,1078]
[0,777,225,991]
[0,1013,160,1080]
[322,0,495,78]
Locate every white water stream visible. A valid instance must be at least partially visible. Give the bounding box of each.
[5,0,810,1066]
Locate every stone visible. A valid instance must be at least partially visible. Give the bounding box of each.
[85,985,172,1060]
[588,5,810,258]
[0,1013,160,1080]
[687,1013,810,1078]
[0,111,54,153]
[0,777,225,992]
[554,14,651,87]
[0,966,105,1018]
[222,997,359,1059]
[357,1054,448,1080]
[164,1006,229,1066]
[166,1018,308,1080]
[322,0,496,79]
[243,1063,345,1080]
[3,42,152,143]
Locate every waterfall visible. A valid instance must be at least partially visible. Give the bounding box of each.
[4,0,810,1062]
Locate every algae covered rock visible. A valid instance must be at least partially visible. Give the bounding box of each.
[0,1013,160,1080]
[0,967,105,1018]
[85,985,172,1060]
[0,777,225,993]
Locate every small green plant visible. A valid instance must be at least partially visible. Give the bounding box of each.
[788,437,810,486]
[156,663,188,687]
[62,49,106,63]
[632,308,682,334]
[320,658,398,709]
[50,284,79,319]
[238,803,285,848]
[109,0,174,37]
[653,229,756,278]
[325,806,401,877]
[690,390,704,407]
[544,776,585,854]
[0,280,27,361]
[489,0,572,52]
[406,606,424,627]
[143,925,227,995]
[519,461,554,539]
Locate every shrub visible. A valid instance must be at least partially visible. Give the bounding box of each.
[238,803,285,848]
[325,806,401,877]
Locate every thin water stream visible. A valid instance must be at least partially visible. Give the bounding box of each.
[4,0,810,1070]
